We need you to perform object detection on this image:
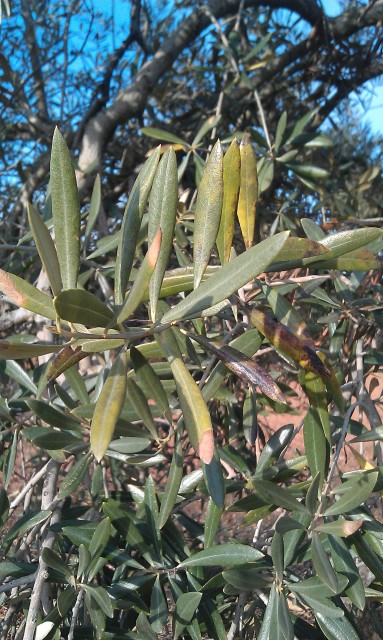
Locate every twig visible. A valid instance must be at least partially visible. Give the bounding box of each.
[253,89,273,153]
[0,572,37,594]
[322,402,358,503]
[227,592,246,640]
[68,587,84,640]
[9,460,51,513]
[23,462,61,640]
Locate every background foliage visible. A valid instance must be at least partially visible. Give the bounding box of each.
[0,1,383,639]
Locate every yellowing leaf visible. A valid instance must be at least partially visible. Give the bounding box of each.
[90,352,128,461]
[237,136,257,249]
[216,139,240,264]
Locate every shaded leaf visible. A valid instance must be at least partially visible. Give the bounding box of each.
[27,202,61,296]
[311,532,338,592]
[54,288,114,327]
[174,592,202,639]
[158,429,183,529]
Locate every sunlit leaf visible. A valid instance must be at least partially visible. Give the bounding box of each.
[216,139,240,264]
[193,140,223,288]
[90,351,128,461]
[148,148,178,319]
[0,269,56,320]
[50,127,80,290]
[237,136,257,248]
[27,202,62,296]
[161,231,289,323]
[115,148,160,304]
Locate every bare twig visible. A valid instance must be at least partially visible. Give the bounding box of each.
[0,572,37,594]
[253,89,273,153]
[68,587,84,640]
[23,461,61,640]
[227,592,246,640]
[9,460,51,513]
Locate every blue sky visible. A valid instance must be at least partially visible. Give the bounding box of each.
[322,0,383,136]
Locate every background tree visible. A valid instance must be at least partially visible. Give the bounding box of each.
[0,0,382,243]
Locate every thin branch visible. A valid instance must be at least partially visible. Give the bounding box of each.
[0,572,37,595]
[68,588,84,640]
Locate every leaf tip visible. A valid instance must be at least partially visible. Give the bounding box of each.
[198,429,214,464]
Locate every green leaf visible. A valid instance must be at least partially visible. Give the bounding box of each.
[158,429,183,529]
[27,202,62,296]
[148,148,178,320]
[144,474,161,560]
[3,430,17,489]
[130,346,172,421]
[174,592,202,639]
[50,127,80,290]
[324,472,378,516]
[27,398,81,431]
[83,584,113,618]
[257,585,279,640]
[108,436,151,453]
[90,351,128,461]
[126,377,158,441]
[158,331,214,463]
[305,472,322,516]
[237,136,257,249]
[315,612,361,640]
[216,139,240,264]
[0,488,9,526]
[84,590,106,639]
[0,269,56,320]
[193,140,223,287]
[25,428,81,450]
[150,575,168,633]
[301,218,326,241]
[311,532,338,592]
[57,587,77,617]
[320,227,382,259]
[274,111,287,152]
[318,247,383,271]
[54,289,114,327]
[0,340,63,360]
[223,566,272,591]
[178,543,264,568]
[286,162,329,180]
[204,498,223,549]
[142,127,188,147]
[4,509,51,545]
[160,231,289,323]
[255,424,294,477]
[304,407,329,484]
[253,479,308,513]
[41,548,73,581]
[271,530,284,578]
[115,148,160,303]
[328,534,365,610]
[3,359,37,394]
[201,452,225,508]
[115,229,162,324]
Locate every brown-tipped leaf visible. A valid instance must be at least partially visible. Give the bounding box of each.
[0,269,56,320]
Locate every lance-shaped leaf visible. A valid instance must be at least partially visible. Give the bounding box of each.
[148,149,178,320]
[260,281,311,342]
[126,377,159,441]
[317,247,383,271]
[174,592,202,639]
[320,227,383,259]
[216,139,240,264]
[193,140,223,287]
[161,231,289,324]
[50,127,80,290]
[158,429,183,529]
[47,345,88,382]
[311,532,338,592]
[27,202,62,296]
[191,334,285,403]
[0,340,64,360]
[90,352,128,462]
[115,148,160,304]
[251,309,326,372]
[252,479,308,513]
[237,136,257,249]
[0,269,56,320]
[54,289,114,327]
[178,543,264,568]
[324,471,378,517]
[265,236,329,272]
[115,229,162,324]
[27,398,81,431]
[158,332,214,464]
